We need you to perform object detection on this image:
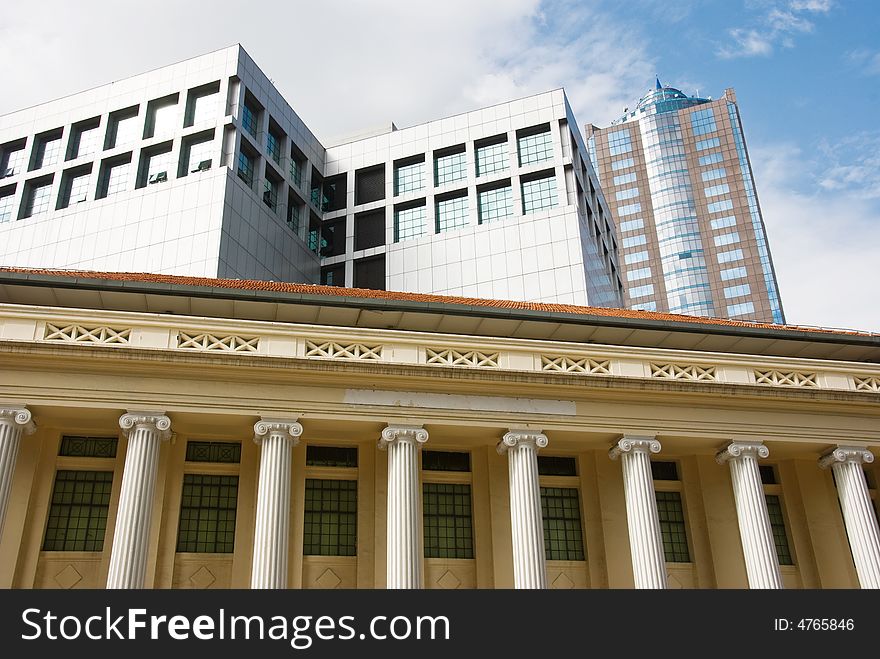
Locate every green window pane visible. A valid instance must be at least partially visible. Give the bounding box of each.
[42,470,114,552]
[655,490,691,562]
[58,436,118,458]
[303,479,357,556]
[176,474,239,553]
[651,461,679,481]
[306,446,358,468]
[422,451,470,472]
[765,494,794,566]
[423,483,473,559]
[540,487,585,561]
[537,456,577,477]
[185,441,241,464]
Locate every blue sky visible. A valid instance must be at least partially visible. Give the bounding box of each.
[1,0,878,329]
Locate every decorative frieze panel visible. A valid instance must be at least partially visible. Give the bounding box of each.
[854,376,880,392]
[305,340,382,360]
[541,355,612,375]
[650,363,716,382]
[177,331,259,352]
[754,369,818,387]
[43,323,131,345]
[426,347,499,368]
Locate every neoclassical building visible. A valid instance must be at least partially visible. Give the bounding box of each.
[0,267,878,589]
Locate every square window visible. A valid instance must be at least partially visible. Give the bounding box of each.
[394,203,426,242]
[475,137,508,176]
[22,179,53,217]
[477,183,512,223]
[517,126,554,166]
[394,159,424,195]
[435,193,468,233]
[434,147,467,186]
[521,173,556,214]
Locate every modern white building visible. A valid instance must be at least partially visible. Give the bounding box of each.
[0,44,623,307]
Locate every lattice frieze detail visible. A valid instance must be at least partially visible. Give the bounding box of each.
[43,323,131,345]
[753,369,818,387]
[650,363,717,382]
[541,355,612,375]
[177,331,259,352]
[305,340,382,360]
[426,348,499,368]
[854,376,880,392]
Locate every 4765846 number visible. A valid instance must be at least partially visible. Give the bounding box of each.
[774,618,854,631]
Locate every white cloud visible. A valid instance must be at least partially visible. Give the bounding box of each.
[816,132,880,200]
[789,0,833,12]
[0,0,655,141]
[767,8,814,33]
[751,142,880,332]
[718,29,775,59]
[847,48,880,76]
[717,0,832,59]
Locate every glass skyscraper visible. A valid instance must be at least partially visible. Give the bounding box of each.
[587,80,784,323]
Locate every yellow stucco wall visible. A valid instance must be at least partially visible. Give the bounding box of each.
[0,304,877,589]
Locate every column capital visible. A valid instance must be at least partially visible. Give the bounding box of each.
[716,440,769,465]
[818,446,875,469]
[253,418,303,445]
[0,406,36,435]
[379,425,428,450]
[497,429,548,455]
[609,435,660,460]
[119,411,171,441]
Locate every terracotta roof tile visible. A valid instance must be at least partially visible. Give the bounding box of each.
[1,266,876,338]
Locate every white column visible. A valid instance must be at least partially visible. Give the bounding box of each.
[716,440,782,589]
[819,446,880,589]
[251,418,303,589]
[609,436,667,589]
[379,424,428,589]
[0,406,36,541]
[498,429,548,589]
[106,412,171,589]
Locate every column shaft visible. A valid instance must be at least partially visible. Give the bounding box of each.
[107,413,170,588]
[821,447,880,589]
[381,425,427,589]
[504,437,547,589]
[610,437,666,589]
[251,419,302,589]
[0,407,35,541]
[718,442,782,589]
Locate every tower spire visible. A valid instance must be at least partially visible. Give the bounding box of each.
[655,75,662,90]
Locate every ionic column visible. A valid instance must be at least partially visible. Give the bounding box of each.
[498,430,548,589]
[716,440,782,589]
[609,436,667,589]
[819,446,880,589]
[251,418,303,589]
[106,412,171,589]
[0,406,36,541]
[379,424,428,589]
